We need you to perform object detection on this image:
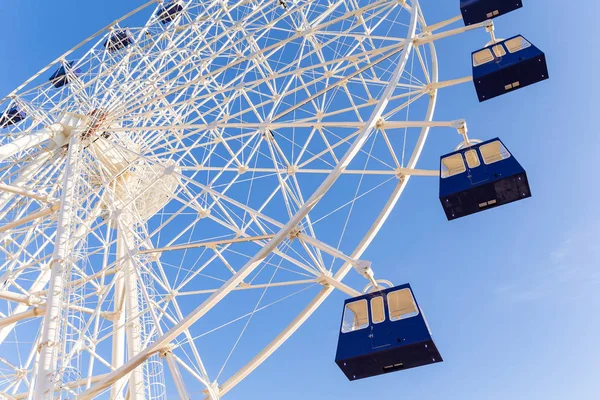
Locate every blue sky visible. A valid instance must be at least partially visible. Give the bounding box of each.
[1,1,598,399]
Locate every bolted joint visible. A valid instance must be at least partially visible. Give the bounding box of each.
[262,129,275,141]
[423,83,433,94]
[237,165,249,175]
[394,168,406,181]
[198,207,211,219]
[49,259,66,269]
[0,233,12,246]
[287,165,298,176]
[288,227,302,241]
[353,260,375,281]
[451,119,468,134]
[47,123,69,149]
[165,290,178,302]
[316,270,333,286]
[27,295,43,306]
[32,307,45,317]
[37,340,57,353]
[102,311,119,321]
[164,164,177,175]
[204,381,221,400]
[95,285,107,297]
[126,321,142,334]
[159,343,175,358]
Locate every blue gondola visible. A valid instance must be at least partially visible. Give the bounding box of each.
[461,0,523,26]
[158,1,184,24]
[439,138,531,221]
[104,30,134,53]
[0,107,26,128]
[472,35,548,102]
[335,284,442,380]
[49,61,81,88]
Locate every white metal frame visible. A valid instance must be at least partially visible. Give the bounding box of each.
[0,0,497,398]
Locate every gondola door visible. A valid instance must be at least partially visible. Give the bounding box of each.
[369,295,391,350]
[464,148,488,186]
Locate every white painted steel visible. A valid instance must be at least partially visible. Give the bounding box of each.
[33,137,80,399]
[80,4,421,397]
[0,125,61,163]
[0,0,491,398]
[118,220,146,400]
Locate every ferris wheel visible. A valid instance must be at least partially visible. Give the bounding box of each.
[0,0,548,399]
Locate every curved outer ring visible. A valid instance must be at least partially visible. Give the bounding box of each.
[2,1,439,397]
[218,2,440,395]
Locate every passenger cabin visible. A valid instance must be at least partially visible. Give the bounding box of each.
[472,35,548,102]
[49,61,80,88]
[0,107,26,128]
[335,284,442,381]
[104,30,134,53]
[461,0,523,26]
[439,138,531,221]
[158,1,184,24]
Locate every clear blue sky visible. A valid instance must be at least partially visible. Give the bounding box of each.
[0,1,598,399]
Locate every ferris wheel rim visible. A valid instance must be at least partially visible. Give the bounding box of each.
[0,1,445,398]
[218,10,442,395]
[78,2,441,396]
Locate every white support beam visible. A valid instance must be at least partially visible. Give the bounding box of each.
[0,203,103,347]
[0,184,55,204]
[414,19,491,46]
[396,167,439,177]
[137,234,275,254]
[0,151,53,218]
[14,373,109,400]
[0,291,30,304]
[297,233,359,267]
[0,307,45,329]
[0,206,58,234]
[177,279,317,297]
[423,14,463,33]
[0,124,63,163]
[317,275,361,297]
[118,221,146,400]
[116,119,461,131]
[33,137,79,399]
[111,266,127,400]
[180,166,440,177]
[164,351,191,400]
[0,268,51,346]
[427,76,473,91]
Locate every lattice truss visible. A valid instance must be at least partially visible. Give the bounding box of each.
[0,0,481,398]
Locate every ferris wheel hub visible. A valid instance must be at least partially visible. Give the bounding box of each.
[55,110,184,225]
